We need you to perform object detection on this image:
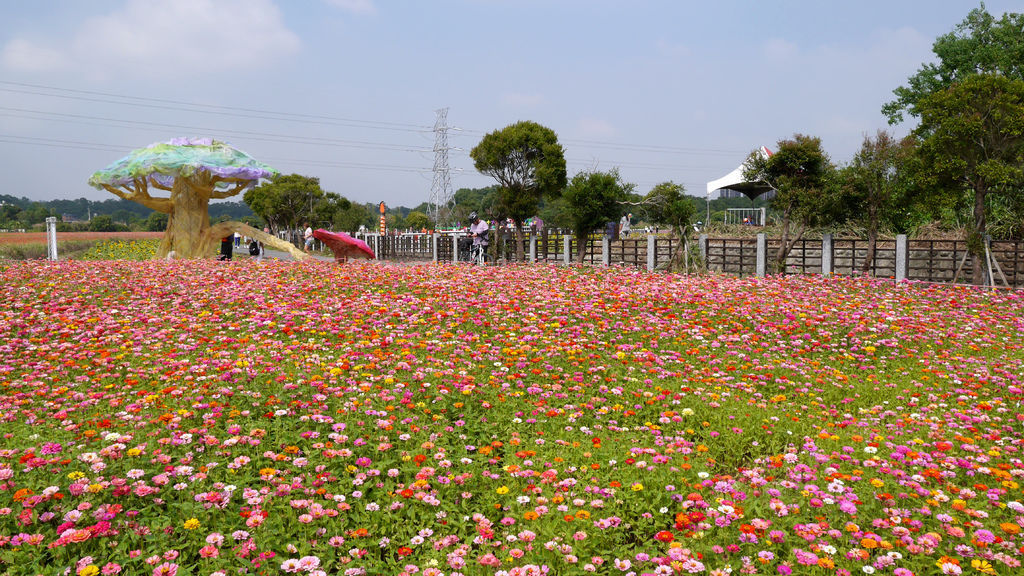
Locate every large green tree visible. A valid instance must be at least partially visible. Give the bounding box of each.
[840,131,919,273]
[883,5,1024,124]
[914,74,1024,285]
[244,174,341,241]
[470,121,567,261]
[743,134,837,274]
[643,181,697,271]
[563,170,635,263]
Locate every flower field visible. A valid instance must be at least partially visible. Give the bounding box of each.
[1,260,1023,576]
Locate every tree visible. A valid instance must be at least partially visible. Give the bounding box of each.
[914,74,1024,285]
[87,214,117,232]
[144,211,169,232]
[244,174,325,242]
[563,170,634,263]
[405,210,430,232]
[743,134,837,274]
[471,121,567,261]
[89,138,303,260]
[643,181,697,271]
[840,131,919,273]
[884,5,1024,124]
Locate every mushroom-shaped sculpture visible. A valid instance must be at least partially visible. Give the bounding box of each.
[88,138,306,260]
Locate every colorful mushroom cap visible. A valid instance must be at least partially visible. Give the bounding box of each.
[88,137,278,191]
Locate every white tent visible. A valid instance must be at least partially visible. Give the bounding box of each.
[706,146,774,200]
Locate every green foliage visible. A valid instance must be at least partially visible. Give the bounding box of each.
[404,210,430,231]
[563,169,635,262]
[884,5,1024,123]
[914,73,1024,281]
[86,215,119,232]
[644,181,696,236]
[744,134,838,272]
[244,174,355,235]
[470,121,567,227]
[144,211,169,232]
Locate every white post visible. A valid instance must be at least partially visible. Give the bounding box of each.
[452,235,459,263]
[529,232,537,263]
[432,233,439,262]
[647,234,655,272]
[601,237,610,266]
[756,233,766,277]
[563,235,571,265]
[895,234,907,282]
[46,217,58,261]
[821,233,833,276]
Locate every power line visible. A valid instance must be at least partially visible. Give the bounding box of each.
[0,81,434,134]
[0,107,433,153]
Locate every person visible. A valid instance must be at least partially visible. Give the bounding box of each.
[468,211,489,264]
[532,215,544,235]
[303,222,314,253]
[218,235,233,261]
[233,232,241,248]
[619,213,632,238]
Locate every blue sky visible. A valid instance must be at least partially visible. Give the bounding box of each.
[2,0,1022,208]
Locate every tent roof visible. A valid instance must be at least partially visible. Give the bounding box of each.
[706,146,774,200]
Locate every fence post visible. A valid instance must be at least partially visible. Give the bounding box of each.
[529,232,537,263]
[647,234,656,272]
[699,234,708,270]
[452,235,459,263]
[895,234,907,282]
[46,216,58,261]
[563,235,571,265]
[821,233,833,276]
[432,233,439,262]
[756,233,766,277]
[601,237,610,266]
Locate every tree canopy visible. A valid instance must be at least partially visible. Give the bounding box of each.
[744,134,837,273]
[471,121,567,260]
[914,73,1024,284]
[884,5,1024,124]
[562,169,635,262]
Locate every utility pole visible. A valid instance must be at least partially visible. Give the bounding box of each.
[429,108,453,229]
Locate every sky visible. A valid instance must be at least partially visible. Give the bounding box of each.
[2,0,1023,209]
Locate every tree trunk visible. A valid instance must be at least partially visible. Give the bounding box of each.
[513,220,525,263]
[970,189,987,286]
[774,213,791,274]
[158,176,213,258]
[861,204,878,274]
[575,234,587,264]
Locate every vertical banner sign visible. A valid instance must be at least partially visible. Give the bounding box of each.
[378,202,387,235]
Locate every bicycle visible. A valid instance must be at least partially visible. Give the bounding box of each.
[470,242,487,266]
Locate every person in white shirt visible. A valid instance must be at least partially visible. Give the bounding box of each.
[303,223,314,253]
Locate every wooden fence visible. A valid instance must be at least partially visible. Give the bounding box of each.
[354,231,1024,288]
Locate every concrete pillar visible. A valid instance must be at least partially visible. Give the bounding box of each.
[432,233,439,262]
[698,234,708,270]
[601,237,610,266]
[821,233,833,276]
[46,217,58,261]
[452,235,459,263]
[756,233,766,277]
[647,234,656,272]
[529,232,537,263]
[563,235,571,265]
[895,234,907,282]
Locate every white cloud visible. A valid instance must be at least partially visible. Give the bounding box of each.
[0,38,68,72]
[500,91,544,109]
[577,117,615,139]
[325,0,376,15]
[763,37,798,61]
[1,0,300,80]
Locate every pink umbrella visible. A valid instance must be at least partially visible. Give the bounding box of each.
[313,229,375,261]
